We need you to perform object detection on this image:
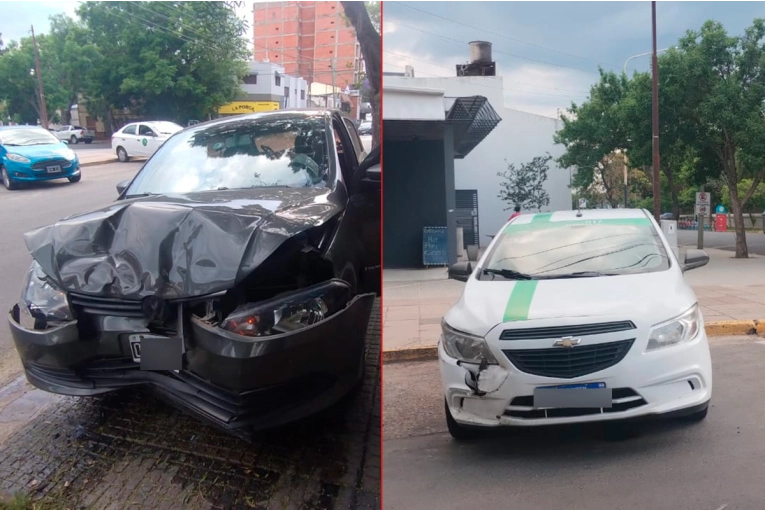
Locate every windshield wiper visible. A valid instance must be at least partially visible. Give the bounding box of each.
[538,271,619,280]
[483,268,535,280]
[124,192,157,199]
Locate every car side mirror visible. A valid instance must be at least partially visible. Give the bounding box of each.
[366,163,381,182]
[116,180,130,195]
[448,261,473,282]
[683,249,709,272]
[62,140,69,145]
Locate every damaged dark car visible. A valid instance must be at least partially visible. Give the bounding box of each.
[8,110,381,439]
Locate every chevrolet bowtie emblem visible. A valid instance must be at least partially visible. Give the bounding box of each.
[553,337,581,348]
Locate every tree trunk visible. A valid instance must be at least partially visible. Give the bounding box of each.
[728,174,749,258]
[341,1,380,148]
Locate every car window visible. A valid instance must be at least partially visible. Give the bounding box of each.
[122,125,137,135]
[138,125,155,136]
[342,117,365,161]
[73,126,84,130]
[125,114,334,195]
[481,217,670,279]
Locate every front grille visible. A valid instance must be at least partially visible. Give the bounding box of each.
[502,339,635,379]
[505,387,647,419]
[70,293,143,317]
[499,321,636,340]
[31,158,73,171]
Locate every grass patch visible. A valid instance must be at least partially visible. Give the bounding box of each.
[0,493,77,510]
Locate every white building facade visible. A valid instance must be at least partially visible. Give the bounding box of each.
[383,73,573,248]
[241,61,308,109]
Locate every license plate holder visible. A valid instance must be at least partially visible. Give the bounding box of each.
[533,382,612,408]
[128,334,182,371]
[46,165,61,174]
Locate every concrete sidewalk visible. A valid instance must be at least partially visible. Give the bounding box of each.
[75,148,118,167]
[383,248,765,358]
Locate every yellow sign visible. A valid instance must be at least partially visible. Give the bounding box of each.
[218,101,280,114]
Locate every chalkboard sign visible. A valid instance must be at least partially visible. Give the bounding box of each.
[423,226,448,266]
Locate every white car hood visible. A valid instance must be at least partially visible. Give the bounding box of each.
[445,269,697,337]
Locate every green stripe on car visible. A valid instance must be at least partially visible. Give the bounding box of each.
[503,217,651,234]
[503,280,539,322]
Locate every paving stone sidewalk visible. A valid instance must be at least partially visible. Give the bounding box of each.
[383,250,765,352]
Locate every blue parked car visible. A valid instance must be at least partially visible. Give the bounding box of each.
[0,126,81,191]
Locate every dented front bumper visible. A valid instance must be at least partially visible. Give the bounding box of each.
[8,294,375,438]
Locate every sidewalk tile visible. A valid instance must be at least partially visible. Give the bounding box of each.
[384,306,419,321]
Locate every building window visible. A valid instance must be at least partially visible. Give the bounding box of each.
[243,75,257,85]
[275,74,281,86]
[301,90,305,100]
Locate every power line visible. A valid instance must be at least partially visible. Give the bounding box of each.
[391,19,604,77]
[383,50,591,99]
[393,1,619,70]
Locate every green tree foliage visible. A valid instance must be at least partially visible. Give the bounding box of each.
[76,1,249,125]
[497,154,552,213]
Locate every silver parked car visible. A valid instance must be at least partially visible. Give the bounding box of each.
[53,125,94,145]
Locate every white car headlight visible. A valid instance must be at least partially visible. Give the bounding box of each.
[20,261,74,327]
[441,320,498,364]
[7,153,30,163]
[646,304,701,351]
[65,149,76,160]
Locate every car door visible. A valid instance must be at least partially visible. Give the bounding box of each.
[55,126,69,141]
[332,114,380,294]
[136,124,158,156]
[117,124,138,155]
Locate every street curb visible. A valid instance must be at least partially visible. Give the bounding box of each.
[80,158,118,168]
[382,320,765,364]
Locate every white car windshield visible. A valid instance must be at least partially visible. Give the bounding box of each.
[0,128,60,146]
[481,216,670,279]
[125,114,333,195]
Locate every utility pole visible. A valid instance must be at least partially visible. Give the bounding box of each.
[30,25,48,129]
[651,2,661,222]
[331,58,336,109]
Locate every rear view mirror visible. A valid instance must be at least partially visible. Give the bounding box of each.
[448,261,473,282]
[683,249,709,272]
[116,180,130,195]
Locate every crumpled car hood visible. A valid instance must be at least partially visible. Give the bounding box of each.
[24,187,345,300]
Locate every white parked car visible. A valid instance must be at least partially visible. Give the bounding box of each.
[111,121,183,162]
[440,209,712,440]
[53,125,94,144]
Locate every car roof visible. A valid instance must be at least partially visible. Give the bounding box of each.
[188,109,337,131]
[0,125,43,131]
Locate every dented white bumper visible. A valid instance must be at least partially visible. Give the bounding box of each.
[438,332,712,428]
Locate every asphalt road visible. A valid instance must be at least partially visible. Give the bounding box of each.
[0,162,143,383]
[70,140,110,151]
[383,336,765,510]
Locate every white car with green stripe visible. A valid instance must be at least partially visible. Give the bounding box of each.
[440,209,712,440]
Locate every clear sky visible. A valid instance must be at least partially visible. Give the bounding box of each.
[383,1,765,117]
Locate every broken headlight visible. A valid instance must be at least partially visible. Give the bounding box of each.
[20,261,73,327]
[441,320,498,364]
[220,279,352,337]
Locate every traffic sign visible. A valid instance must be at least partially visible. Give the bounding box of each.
[716,204,727,214]
[695,204,709,216]
[696,192,710,206]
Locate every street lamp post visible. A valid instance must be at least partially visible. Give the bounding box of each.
[623,47,672,75]
[651,1,661,223]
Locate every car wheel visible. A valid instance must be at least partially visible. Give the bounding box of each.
[444,400,481,441]
[68,174,82,183]
[1,167,18,191]
[682,406,708,424]
[117,146,129,162]
[70,135,78,145]
[84,139,92,144]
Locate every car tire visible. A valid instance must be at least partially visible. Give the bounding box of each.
[1,167,18,191]
[84,139,92,144]
[68,174,82,183]
[70,135,78,145]
[682,406,708,423]
[445,400,482,441]
[117,146,129,162]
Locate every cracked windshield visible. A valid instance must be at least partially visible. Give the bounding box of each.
[382,1,765,510]
[0,0,380,508]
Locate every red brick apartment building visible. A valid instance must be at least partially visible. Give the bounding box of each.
[252,1,363,90]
